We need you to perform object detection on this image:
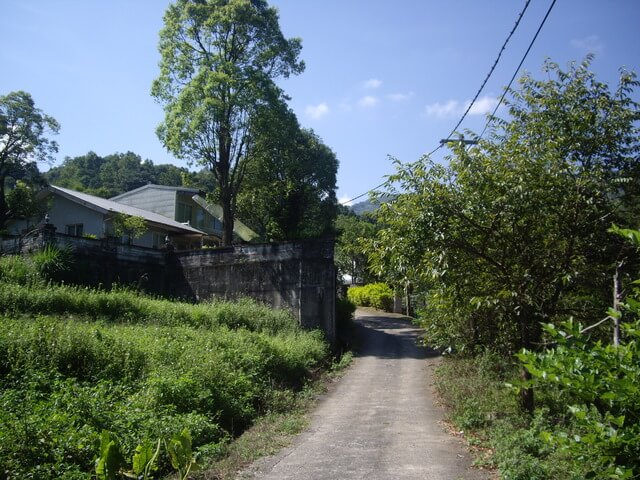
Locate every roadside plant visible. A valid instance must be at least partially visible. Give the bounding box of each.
[32,243,73,281]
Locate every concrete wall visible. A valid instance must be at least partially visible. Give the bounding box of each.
[11,229,336,344]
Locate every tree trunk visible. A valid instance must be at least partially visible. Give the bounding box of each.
[222,203,234,246]
[520,368,534,413]
[519,305,540,414]
[0,177,8,230]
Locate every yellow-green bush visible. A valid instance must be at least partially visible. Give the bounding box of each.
[347,283,393,312]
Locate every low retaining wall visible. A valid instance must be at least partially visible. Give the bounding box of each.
[3,229,336,344]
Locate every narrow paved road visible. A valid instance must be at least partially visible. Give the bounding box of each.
[239,309,489,480]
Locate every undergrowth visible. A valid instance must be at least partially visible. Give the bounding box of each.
[435,353,602,479]
[0,253,330,478]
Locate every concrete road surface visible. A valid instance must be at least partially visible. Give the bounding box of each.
[239,309,489,480]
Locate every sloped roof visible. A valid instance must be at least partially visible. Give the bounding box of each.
[191,195,259,242]
[48,185,204,235]
[109,184,201,201]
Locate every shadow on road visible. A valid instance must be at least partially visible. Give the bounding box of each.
[353,312,440,360]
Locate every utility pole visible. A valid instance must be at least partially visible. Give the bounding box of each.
[440,135,478,146]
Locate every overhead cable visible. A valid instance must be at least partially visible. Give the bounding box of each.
[340,0,534,205]
[477,0,557,142]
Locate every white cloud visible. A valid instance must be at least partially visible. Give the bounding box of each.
[338,195,353,205]
[425,96,498,118]
[571,35,604,54]
[424,99,461,118]
[305,102,330,120]
[467,95,499,115]
[358,95,379,108]
[363,78,382,89]
[387,92,414,102]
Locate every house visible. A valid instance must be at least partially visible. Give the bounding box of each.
[7,185,206,250]
[110,184,258,245]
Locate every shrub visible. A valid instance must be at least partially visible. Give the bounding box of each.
[347,283,393,312]
[0,254,36,285]
[336,296,356,330]
[0,269,330,478]
[32,244,73,282]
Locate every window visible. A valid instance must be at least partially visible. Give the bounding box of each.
[176,202,193,224]
[65,224,83,237]
[152,232,165,249]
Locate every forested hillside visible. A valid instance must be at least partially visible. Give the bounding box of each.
[44,151,215,198]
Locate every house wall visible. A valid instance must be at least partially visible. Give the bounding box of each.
[50,195,105,237]
[114,188,177,219]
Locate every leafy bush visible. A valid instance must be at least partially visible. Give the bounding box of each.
[0,265,329,477]
[336,296,356,329]
[347,283,393,312]
[0,254,36,285]
[32,244,73,282]
[516,320,640,478]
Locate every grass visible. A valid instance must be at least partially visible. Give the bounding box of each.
[434,352,590,479]
[0,253,333,479]
[197,350,354,479]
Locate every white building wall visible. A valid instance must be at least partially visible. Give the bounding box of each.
[49,196,105,237]
[114,188,176,219]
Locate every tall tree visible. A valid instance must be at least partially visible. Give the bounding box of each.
[335,212,377,285]
[237,103,338,240]
[0,91,59,229]
[369,59,640,358]
[152,0,304,245]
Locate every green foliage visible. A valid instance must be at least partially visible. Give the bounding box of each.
[336,296,356,328]
[516,319,640,478]
[0,90,59,228]
[0,266,329,477]
[111,212,147,244]
[166,429,198,479]
[31,244,73,282]
[370,58,640,354]
[0,253,35,284]
[96,431,125,480]
[152,0,304,244]
[0,281,301,335]
[347,283,393,312]
[334,212,378,285]
[132,439,161,479]
[435,354,584,479]
[6,180,42,220]
[44,150,196,198]
[237,106,338,241]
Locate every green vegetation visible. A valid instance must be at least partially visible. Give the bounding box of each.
[334,211,378,285]
[364,58,640,477]
[0,253,329,478]
[0,90,59,230]
[44,151,201,199]
[111,213,148,245]
[152,0,304,245]
[347,283,393,312]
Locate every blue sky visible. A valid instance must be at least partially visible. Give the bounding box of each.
[1,1,639,204]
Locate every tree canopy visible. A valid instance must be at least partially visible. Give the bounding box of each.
[0,91,59,229]
[45,151,198,198]
[152,0,304,245]
[369,58,640,355]
[237,103,338,241]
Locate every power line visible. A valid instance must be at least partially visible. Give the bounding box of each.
[443,0,531,142]
[340,0,533,206]
[477,0,557,142]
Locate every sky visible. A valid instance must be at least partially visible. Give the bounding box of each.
[1,1,639,204]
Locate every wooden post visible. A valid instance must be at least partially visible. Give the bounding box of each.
[613,261,623,347]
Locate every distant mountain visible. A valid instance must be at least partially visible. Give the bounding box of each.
[349,194,394,216]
